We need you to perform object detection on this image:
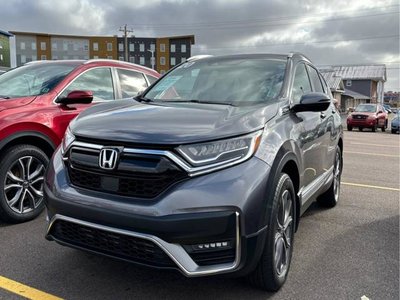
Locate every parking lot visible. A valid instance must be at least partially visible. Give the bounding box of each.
[0,129,398,300]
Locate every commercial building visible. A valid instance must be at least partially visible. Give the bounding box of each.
[0,30,12,68]
[6,31,194,74]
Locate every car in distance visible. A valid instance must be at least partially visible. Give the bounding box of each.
[44,53,343,291]
[391,113,400,134]
[383,104,392,114]
[347,103,388,132]
[0,59,159,223]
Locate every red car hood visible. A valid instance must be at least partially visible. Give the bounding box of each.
[0,96,37,112]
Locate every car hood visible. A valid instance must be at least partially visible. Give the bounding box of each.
[71,100,279,145]
[0,96,37,112]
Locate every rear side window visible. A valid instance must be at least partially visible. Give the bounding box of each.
[291,64,311,103]
[117,69,148,97]
[306,65,324,93]
[61,67,114,101]
[146,74,158,85]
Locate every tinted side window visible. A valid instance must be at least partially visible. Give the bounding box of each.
[61,68,114,101]
[146,74,158,85]
[117,69,148,97]
[292,64,311,103]
[306,65,324,93]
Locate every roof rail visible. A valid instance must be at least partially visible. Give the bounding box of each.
[187,55,213,61]
[84,59,157,73]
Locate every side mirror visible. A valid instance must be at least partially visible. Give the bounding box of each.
[56,90,93,105]
[291,92,331,113]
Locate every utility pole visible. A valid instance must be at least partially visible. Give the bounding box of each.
[119,24,133,61]
[147,49,155,70]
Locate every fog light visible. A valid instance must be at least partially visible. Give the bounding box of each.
[192,241,232,251]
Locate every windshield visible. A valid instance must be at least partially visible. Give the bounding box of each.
[144,58,287,106]
[0,63,77,99]
[355,104,376,112]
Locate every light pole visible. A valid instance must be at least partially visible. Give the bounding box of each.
[147,49,155,70]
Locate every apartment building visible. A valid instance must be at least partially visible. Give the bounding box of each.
[7,31,194,73]
[0,30,12,68]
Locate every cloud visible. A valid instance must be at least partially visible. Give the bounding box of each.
[1,0,399,90]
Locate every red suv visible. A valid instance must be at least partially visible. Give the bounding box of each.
[347,103,388,132]
[0,59,159,223]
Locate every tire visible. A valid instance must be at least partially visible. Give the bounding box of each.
[392,129,397,134]
[372,123,377,132]
[248,173,296,291]
[358,127,363,132]
[317,147,342,208]
[347,125,352,131]
[0,145,49,223]
[381,120,387,132]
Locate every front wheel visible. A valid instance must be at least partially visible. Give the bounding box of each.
[347,125,352,131]
[248,173,295,291]
[0,145,49,223]
[317,147,342,208]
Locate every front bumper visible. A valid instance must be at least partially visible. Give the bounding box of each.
[45,148,272,277]
[347,118,376,127]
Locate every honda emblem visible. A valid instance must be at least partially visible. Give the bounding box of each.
[99,148,119,170]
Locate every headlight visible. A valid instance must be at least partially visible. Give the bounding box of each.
[61,127,75,155]
[177,130,262,169]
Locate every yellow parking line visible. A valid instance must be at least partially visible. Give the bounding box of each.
[344,151,399,158]
[350,142,399,148]
[342,182,400,192]
[0,276,62,300]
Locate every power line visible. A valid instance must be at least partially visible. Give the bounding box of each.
[128,4,399,27]
[197,34,399,50]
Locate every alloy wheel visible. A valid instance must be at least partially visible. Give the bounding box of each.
[274,189,293,276]
[3,156,45,214]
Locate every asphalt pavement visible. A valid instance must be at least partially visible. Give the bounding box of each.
[0,130,399,300]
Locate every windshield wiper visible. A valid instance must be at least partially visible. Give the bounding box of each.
[165,100,235,106]
[134,95,153,103]
[0,95,10,99]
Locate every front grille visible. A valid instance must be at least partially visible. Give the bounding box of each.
[67,147,188,198]
[352,114,368,120]
[50,220,175,267]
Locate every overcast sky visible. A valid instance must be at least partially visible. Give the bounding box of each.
[2,0,399,90]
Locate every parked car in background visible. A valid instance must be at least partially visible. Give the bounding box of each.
[391,113,400,134]
[0,59,159,223]
[45,53,343,291]
[383,104,392,114]
[347,103,388,132]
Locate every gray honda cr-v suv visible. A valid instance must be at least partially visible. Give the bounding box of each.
[44,53,343,291]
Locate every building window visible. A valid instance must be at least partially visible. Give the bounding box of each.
[139,43,145,52]
[160,57,166,66]
[32,55,37,61]
[107,43,113,51]
[84,55,89,60]
[119,56,124,61]
[52,42,57,50]
[21,55,26,63]
[52,55,58,60]
[181,44,186,53]
[181,57,187,63]
[63,42,68,51]
[150,44,155,51]
[73,43,79,51]
[129,56,135,63]
[140,56,145,65]
[93,42,99,51]
[20,42,25,50]
[160,43,165,52]
[107,55,113,59]
[170,57,176,66]
[129,43,134,52]
[93,55,99,59]
[31,42,36,50]
[41,42,46,51]
[118,43,124,51]
[346,80,352,87]
[84,44,89,51]
[170,44,176,53]
[0,54,3,61]
[41,55,47,60]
